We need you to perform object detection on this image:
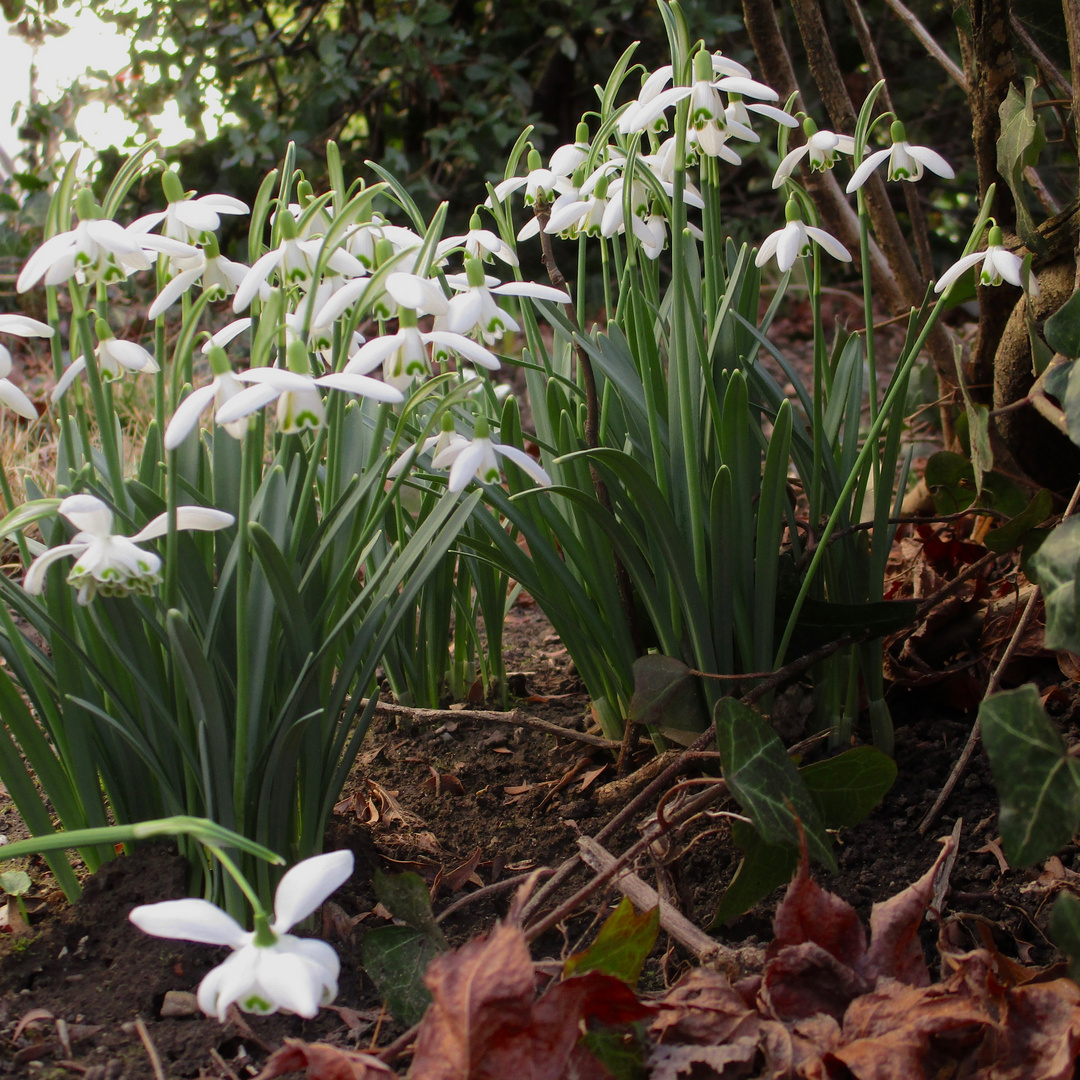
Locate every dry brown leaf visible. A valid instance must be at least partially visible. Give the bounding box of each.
[408,922,649,1080]
[443,848,484,893]
[253,1038,395,1079]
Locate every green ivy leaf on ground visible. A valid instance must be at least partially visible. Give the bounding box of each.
[981,684,1080,866]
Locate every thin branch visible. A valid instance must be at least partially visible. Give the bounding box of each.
[881,0,968,90]
[360,699,620,750]
[1010,12,1073,97]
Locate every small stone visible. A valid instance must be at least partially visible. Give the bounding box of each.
[160,990,199,1018]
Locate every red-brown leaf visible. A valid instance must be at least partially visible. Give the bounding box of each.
[253,1039,395,1080]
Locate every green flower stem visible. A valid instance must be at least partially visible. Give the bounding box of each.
[775,291,950,666]
[233,429,255,829]
[669,93,707,589]
[68,287,128,511]
[45,286,77,489]
[810,246,825,520]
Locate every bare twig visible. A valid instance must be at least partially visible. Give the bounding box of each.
[1010,12,1073,98]
[436,868,556,924]
[360,698,620,750]
[920,477,1080,833]
[134,1018,167,1080]
[576,836,736,964]
[882,0,968,90]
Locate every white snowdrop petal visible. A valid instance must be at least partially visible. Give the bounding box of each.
[272,851,354,932]
[129,899,247,947]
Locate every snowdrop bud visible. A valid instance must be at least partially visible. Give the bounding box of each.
[162,169,186,204]
[592,171,610,200]
[296,179,314,206]
[75,188,100,220]
[277,208,300,240]
[465,257,487,289]
[693,48,713,82]
[286,338,310,374]
[526,148,543,172]
[473,416,491,439]
[469,211,483,232]
[208,344,232,376]
[440,412,456,434]
[803,116,818,137]
[575,120,590,143]
[374,237,395,269]
[890,119,906,143]
[785,198,801,222]
[94,317,113,341]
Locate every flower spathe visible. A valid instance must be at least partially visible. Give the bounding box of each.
[24,494,234,604]
[129,850,353,1021]
[934,224,1040,297]
[432,417,552,493]
[755,199,852,273]
[846,120,954,192]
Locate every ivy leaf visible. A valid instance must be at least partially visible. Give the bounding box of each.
[1029,517,1080,654]
[997,77,1047,256]
[980,685,1080,866]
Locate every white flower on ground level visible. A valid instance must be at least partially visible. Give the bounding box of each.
[846,120,954,192]
[129,850,353,1021]
[772,119,856,188]
[431,417,552,493]
[755,199,852,273]
[23,494,234,604]
[51,320,159,402]
[934,224,1040,297]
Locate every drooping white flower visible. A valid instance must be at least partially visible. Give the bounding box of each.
[232,209,367,313]
[24,493,234,604]
[548,122,593,178]
[846,120,954,192]
[490,147,575,208]
[214,340,403,435]
[129,169,248,244]
[934,224,1040,297]
[755,198,852,272]
[431,416,552,493]
[436,258,569,346]
[773,118,856,189]
[345,307,500,391]
[52,319,160,402]
[148,233,254,320]
[387,414,472,478]
[0,315,51,419]
[17,190,196,292]
[436,211,518,267]
[129,850,353,1021]
[726,94,798,132]
[164,345,250,449]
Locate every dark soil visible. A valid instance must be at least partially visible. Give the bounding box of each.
[0,597,1074,1078]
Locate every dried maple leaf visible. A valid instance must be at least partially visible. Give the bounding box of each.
[253,1038,395,1079]
[408,922,649,1080]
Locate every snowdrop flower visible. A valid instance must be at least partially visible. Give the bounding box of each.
[52,319,160,402]
[934,224,1040,297]
[543,166,612,239]
[773,118,856,189]
[130,850,353,1021]
[233,209,366,313]
[432,417,552,493]
[726,93,798,132]
[490,147,575,208]
[437,257,569,346]
[130,169,248,244]
[17,190,195,292]
[164,345,250,449]
[148,234,254,320]
[345,215,422,270]
[548,122,593,178]
[24,493,233,604]
[755,198,852,273]
[345,307,500,392]
[846,120,954,192]
[0,315,51,417]
[386,413,472,478]
[436,211,518,267]
[215,340,403,435]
